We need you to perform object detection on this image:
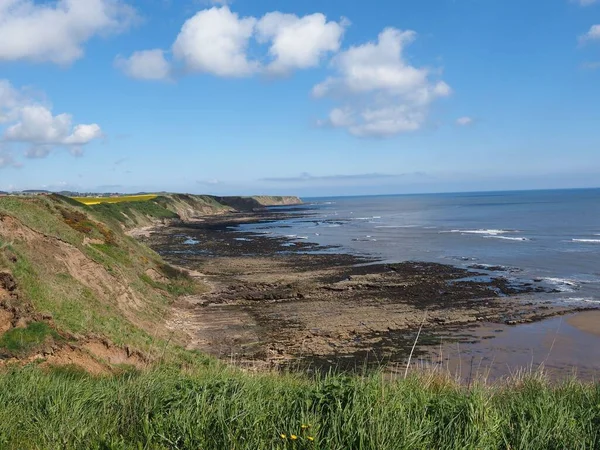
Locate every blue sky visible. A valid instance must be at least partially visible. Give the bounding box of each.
[0,0,599,196]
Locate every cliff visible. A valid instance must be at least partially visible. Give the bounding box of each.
[79,194,302,231]
[0,192,302,372]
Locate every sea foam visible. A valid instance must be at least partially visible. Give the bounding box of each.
[450,229,513,235]
[484,236,529,241]
[544,277,579,292]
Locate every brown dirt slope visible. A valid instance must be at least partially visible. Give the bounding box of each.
[0,195,204,372]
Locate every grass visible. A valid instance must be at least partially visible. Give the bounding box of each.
[88,198,179,228]
[70,195,158,206]
[3,194,598,448]
[0,322,63,357]
[0,195,197,355]
[0,365,598,449]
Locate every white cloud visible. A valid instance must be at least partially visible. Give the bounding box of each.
[314,28,451,138]
[173,6,257,77]
[121,6,346,79]
[456,116,473,126]
[573,0,597,6]
[0,0,136,65]
[327,107,355,128]
[63,124,103,145]
[0,80,103,163]
[580,24,600,43]
[0,79,22,123]
[256,12,347,75]
[115,49,171,80]
[313,29,424,96]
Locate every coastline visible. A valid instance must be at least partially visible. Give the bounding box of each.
[135,208,599,376]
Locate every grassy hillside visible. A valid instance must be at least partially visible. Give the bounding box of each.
[1,194,598,449]
[70,193,302,229]
[0,192,301,367]
[0,194,206,369]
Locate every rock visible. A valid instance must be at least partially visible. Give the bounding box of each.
[0,272,17,292]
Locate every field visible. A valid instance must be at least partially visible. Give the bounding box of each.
[70,194,158,205]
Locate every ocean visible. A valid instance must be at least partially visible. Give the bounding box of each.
[239,188,600,306]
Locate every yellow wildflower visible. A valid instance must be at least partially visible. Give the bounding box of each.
[301,424,311,430]
[307,436,315,441]
[280,434,287,439]
[290,434,298,440]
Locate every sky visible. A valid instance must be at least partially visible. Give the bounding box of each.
[0,0,599,196]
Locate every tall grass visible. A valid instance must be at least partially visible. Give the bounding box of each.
[0,364,598,449]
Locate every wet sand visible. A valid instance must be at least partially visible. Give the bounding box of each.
[567,310,600,337]
[425,312,600,382]
[138,209,599,377]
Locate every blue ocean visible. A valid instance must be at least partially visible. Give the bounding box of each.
[239,188,600,305]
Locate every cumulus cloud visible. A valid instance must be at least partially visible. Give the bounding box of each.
[0,0,137,65]
[314,28,451,138]
[0,80,103,164]
[456,116,473,126]
[256,12,347,75]
[119,6,346,79]
[115,49,171,80]
[173,6,258,77]
[580,24,600,43]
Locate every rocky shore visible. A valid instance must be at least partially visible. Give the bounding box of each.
[138,209,594,373]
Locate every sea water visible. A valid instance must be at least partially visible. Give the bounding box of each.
[238,188,600,305]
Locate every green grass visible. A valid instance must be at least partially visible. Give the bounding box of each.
[140,272,203,297]
[0,366,598,449]
[88,198,179,228]
[0,196,198,356]
[0,323,63,357]
[0,197,83,246]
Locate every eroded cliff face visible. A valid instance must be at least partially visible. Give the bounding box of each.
[86,194,302,231]
[250,196,303,207]
[0,193,301,372]
[0,195,204,372]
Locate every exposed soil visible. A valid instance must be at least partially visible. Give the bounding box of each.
[0,271,41,333]
[0,270,148,374]
[140,210,592,373]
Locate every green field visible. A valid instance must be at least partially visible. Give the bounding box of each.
[70,194,158,205]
